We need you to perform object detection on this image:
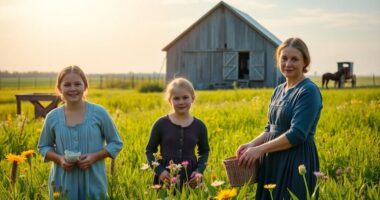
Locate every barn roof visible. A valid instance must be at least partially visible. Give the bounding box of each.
[162,1,282,51]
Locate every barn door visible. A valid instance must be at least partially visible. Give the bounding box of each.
[223,52,238,80]
[249,51,265,81]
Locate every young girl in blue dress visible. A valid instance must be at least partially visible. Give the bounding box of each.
[38,65,123,200]
[146,77,210,188]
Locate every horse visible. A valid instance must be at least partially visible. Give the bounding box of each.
[322,69,345,89]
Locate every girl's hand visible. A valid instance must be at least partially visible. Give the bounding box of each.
[236,143,253,159]
[188,172,202,188]
[77,153,97,170]
[59,156,76,171]
[159,170,170,183]
[238,146,263,168]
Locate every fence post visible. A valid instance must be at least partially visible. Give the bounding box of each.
[100,75,103,89]
[131,73,135,89]
[34,75,37,88]
[374,73,376,86]
[18,76,21,90]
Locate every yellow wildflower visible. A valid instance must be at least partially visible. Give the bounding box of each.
[53,191,60,199]
[6,154,26,164]
[21,149,35,158]
[217,188,237,200]
[264,184,277,190]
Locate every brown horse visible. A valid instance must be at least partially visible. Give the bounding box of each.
[322,69,344,89]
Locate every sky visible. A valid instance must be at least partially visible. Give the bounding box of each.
[0,0,379,75]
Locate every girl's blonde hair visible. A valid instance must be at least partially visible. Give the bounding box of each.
[56,65,89,96]
[275,37,311,73]
[165,77,195,101]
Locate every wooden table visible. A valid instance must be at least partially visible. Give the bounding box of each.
[15,93,61,118]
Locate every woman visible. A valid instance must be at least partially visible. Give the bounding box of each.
[236,37,322,199]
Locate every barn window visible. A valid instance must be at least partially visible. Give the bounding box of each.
[238,52,249,79]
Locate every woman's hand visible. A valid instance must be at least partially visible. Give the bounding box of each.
[238,146,263,168]
[188,171,202,188]
[159,170,171,183]
[77,153,97,170]
[59,156,76,171]
[236,143,253,159]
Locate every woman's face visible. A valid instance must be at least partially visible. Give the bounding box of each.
[59,72,86,104]
[279,47,306,81]
[169,87,194,115]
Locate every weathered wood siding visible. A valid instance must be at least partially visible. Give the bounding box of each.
[165,5,281,88]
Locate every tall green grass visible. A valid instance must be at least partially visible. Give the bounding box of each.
[0,87,379,199]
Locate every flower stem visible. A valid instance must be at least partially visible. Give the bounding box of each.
[269,190,274,200]
[11,161,18,185]
[302,174,310,200]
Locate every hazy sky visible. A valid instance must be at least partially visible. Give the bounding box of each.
[0,0,379,75]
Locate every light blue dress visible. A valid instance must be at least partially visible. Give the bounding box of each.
[256,78,323,199]
[38,102,123,200]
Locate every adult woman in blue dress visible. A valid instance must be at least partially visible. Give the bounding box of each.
[38,66,123,200]
[236,37,323,199]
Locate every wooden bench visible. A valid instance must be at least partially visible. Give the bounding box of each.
[15,93,61,118]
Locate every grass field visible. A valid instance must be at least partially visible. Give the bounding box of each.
[0,85,379,199]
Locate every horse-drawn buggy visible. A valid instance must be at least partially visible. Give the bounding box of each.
[322,62,356,88]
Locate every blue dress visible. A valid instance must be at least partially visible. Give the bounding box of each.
[256,78,322,199]
[38,102,123,200]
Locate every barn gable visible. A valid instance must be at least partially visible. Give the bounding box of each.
[163,1,283,89]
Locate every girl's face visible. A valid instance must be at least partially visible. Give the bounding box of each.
[58,72,86,104]
[169,87,194,115]
[279,47,306,81]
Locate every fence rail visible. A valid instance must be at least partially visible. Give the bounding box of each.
[0,74,378,90]
[0,74,166,90]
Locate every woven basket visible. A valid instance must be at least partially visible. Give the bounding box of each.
[223,156,257,187]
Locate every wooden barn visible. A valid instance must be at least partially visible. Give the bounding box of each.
[162,1,283,89]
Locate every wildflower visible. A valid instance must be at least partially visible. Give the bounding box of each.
[153,152,163,160]
[181,160,189,167]
[211,180,225,187]
[141,163,150,170]
[53,191,61,199]
[194,172,203,182]
[151,184,161,190]
[298,164,307,175]
[345,166,353,173]
[264,184,277,190]
[211,173,217,181]
[216,188,237,200]
[264,184,276,200]
[313,171,325,177]
[22,149,35,166]
[166,161,182,174]
[171,177,177,184]
[336,168,343,176]
[21,149,35,158]
[152,161,160,167]
[6,154,26,164]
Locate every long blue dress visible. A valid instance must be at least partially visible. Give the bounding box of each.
[256,78,322,199]
[38,102,123,200]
